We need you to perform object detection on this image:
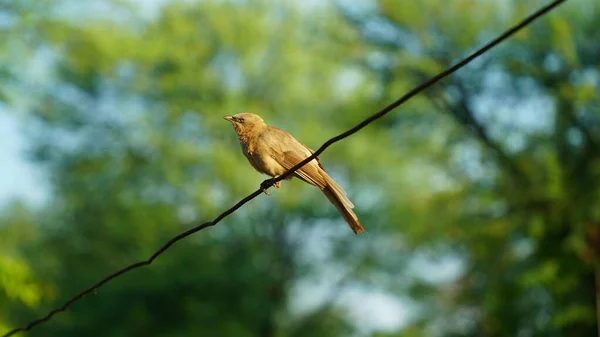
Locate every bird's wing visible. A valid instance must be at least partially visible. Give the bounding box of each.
[263,126,355,208]
[265,127,328,189]
[280,149,328,189]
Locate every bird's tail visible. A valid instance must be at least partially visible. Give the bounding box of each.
[321,174,365,235]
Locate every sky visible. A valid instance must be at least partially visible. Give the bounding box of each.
[0,109,46,207]
[0,0,171,209]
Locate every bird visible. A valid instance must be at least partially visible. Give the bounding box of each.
[224,112,365,234]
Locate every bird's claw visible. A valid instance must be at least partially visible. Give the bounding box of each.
[274,181,281,189]
[260,178,277,196]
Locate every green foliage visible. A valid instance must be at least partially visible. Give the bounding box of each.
[0,203,46,334]
[1,0,599,336]
[353,0,600,335]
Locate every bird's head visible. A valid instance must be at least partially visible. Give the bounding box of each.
[223,113,267,134]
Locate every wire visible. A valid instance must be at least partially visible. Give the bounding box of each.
[2,1,567,335]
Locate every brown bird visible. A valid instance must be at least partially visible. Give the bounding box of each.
[224,112,365,234]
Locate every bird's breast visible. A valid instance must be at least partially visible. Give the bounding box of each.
[244,142,285,177]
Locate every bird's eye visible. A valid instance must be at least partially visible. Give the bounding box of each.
[237,117,244,122]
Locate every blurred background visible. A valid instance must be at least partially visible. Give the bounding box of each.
[1,0,599,336]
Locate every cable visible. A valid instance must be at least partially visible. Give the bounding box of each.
[2,0,567,335]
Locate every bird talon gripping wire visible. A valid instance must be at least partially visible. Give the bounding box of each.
[260,178,276,195]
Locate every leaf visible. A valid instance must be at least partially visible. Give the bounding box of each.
[549,16,578,66]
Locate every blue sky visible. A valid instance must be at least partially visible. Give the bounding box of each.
[0,109,46,207]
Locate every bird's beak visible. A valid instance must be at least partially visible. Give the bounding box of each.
[223,115,234,122]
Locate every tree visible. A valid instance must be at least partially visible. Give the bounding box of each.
[3,1,381,336]
[2,0,598,336]
[340,0,600,335]
[0,202,46,334]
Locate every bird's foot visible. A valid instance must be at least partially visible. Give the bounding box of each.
[260,178,277,196]
[274,181,281,189]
